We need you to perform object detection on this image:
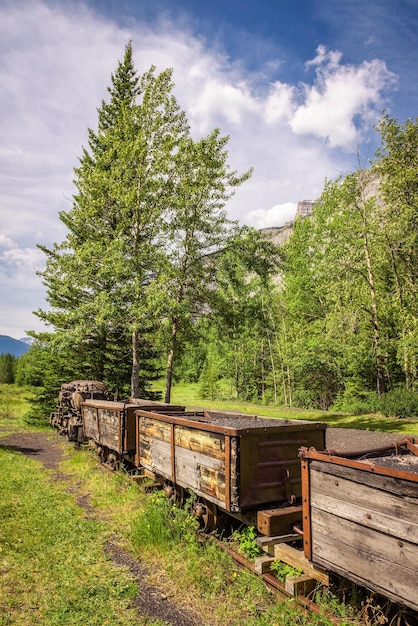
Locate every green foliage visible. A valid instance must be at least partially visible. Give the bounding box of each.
[0,354,17,384]
[378,386,418,418]
[231,526,263,560]
[332,387,379,415]
[131,491,199,551]
[269,559,303,582]
[199,356,222,400]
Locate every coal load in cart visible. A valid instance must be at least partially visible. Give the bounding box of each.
[299,438,418,613]
[136,408,326,534]
[82,399,185,469]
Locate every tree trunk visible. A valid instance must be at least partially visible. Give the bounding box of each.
[131,329,141,399]
[164,321,178,403]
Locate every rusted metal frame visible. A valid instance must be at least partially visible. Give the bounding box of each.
[301,458,312,560]
[135,414,140,468]
[225,434,231,511]
[406,439,418,456]
[299,446,418,483]
[119,408,124,454]
[170,423,176,484]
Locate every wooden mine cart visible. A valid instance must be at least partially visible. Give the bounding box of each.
[299,438,418,612]
[81,399,184,468]
[136,408,326,533]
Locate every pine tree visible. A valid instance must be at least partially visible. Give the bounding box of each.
[36,43,191,397]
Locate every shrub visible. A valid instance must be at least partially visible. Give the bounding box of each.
[331,385,379,415]
[378,386,418,419]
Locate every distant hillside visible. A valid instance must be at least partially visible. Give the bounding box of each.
[0,335,31,357]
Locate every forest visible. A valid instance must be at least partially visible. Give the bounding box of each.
[12,43,418,421]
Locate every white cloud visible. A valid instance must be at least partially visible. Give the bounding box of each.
[263,82,295,124]
[0,2,399,336]
[290,46,398,148]
[0,247,45,288]
[0,235,15,249]
[246,203,297,229]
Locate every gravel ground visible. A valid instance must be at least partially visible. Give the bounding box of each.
[325,427,413,452]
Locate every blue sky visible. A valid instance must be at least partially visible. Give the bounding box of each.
[0,0,416,338]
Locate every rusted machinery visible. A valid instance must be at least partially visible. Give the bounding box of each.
[299,438,418,613]
[50,380,110,442]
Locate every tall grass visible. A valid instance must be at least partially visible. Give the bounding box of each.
[0,384,35,433]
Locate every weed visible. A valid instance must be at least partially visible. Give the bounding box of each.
[270,559,303,582]
[232,525,263,560]
[131,490,200,551]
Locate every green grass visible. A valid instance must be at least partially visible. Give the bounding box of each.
[0,448,139,625]
[0,384,37,435]
[165,381,418,435]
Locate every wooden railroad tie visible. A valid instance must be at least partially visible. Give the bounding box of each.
[255,534,329,597]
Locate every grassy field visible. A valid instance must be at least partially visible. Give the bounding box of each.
[165,381,418,435]
[0,384,35,433]
[0,383,413,625]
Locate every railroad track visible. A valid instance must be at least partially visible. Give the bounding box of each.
[208,535,343,626]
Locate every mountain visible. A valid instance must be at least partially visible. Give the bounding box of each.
[19,337,34,346]
[0,335,31,357]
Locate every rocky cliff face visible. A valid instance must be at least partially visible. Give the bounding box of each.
[259,199,315,246]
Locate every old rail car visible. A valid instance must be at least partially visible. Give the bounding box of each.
[82,399,185,469]
[50,380,110,442]
[135,407,326,533]
[299,439,418,613]
[50,381,418,614]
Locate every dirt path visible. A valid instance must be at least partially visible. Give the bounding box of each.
[0,429,198,626]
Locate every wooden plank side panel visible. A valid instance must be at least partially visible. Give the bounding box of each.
[310,459,418,500]
[95,407,120,451]
[140,416,172,443]
[311,509,418,612]
[174,425,225,460]
[137,418,227,507]
[310,468,418,543]
[174,448,226,506]
[82,405,99,440]
[139,437,172,477]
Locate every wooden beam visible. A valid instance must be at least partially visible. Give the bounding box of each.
[257,506,302,536]
[274,543,329,586]
[254,555,275,575]
[285,574,318,597]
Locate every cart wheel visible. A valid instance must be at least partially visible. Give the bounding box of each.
[191,499,218,533]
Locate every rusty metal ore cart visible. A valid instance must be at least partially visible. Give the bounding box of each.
[136,408,325,534]
[299,438,418,612]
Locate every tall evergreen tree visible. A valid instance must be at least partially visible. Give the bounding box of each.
[36,43,189,397]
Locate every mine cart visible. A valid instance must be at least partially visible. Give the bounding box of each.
[82,399,184,469]
[299,438,418,612]
[136,408,326,533]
